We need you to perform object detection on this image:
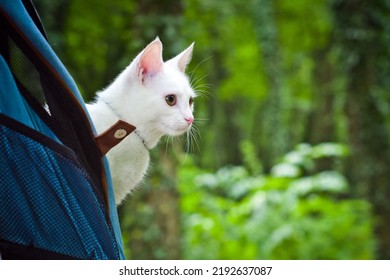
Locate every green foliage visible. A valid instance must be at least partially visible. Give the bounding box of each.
[61,1,137,99]
[179,143,376,259]
[219,17,268,101]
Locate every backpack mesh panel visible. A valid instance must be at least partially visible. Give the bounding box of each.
[0,5,120,259]
[0,118,119,259]
[0,9,106,205]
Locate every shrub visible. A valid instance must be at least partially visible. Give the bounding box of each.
[178,143,376,259]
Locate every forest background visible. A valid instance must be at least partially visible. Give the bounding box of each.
[35,0,390,260]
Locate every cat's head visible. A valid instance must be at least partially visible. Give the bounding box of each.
[113,38,195,142]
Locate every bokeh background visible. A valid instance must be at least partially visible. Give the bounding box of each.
[35,0,390,259]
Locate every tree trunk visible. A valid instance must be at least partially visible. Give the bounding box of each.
[333,0,390,259]
[251,0,289,168]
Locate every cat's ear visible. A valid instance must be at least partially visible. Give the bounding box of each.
[169,42,194,73]
[137,38,164,82]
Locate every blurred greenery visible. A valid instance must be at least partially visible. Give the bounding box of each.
[34,0,390,259]
[179,143,375,259]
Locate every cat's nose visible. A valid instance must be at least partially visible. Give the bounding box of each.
[185,117,194,125]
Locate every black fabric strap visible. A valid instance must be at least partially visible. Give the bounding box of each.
[22,0,48,40]
[0,239,79,260]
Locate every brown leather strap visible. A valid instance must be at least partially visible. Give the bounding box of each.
[95,120,136,156]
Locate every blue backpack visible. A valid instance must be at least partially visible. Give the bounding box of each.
[0,0,126,259]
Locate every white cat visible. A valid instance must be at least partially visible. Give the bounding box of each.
[86,38,195,205]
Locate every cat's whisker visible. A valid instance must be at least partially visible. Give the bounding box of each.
[191,130,201,154]
[164,135,173,158]
[191,75,210,91]
[188,56,212,80]
[194,85,212,93]
[193,118,209,125]
[193,125,202,146]
[185,123,201,154]
[170,135,176,151]
[190,70,213,100]
[193,86,212,100]
[165,137,169,157]
[185,130,192,154]
[191,73,209,86]
[183,131,193,162]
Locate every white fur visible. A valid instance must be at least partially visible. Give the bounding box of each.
[87,38,195,205]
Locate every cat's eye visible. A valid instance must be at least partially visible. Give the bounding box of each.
[189,97,194,106]
[165,94,176,106]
